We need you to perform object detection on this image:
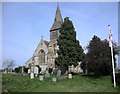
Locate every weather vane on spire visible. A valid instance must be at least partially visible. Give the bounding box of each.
[41,36,43,40]
[57,2,59,7]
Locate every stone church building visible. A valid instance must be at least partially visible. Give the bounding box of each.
[25,5,63,71]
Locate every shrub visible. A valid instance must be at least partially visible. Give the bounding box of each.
[116,73,120,86]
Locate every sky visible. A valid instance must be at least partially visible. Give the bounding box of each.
[2,2,119,68]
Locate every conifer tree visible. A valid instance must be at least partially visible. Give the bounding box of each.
[55,17,84,69]
[86,35,117,77]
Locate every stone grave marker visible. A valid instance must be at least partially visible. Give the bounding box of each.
[71,65,75,73]
[45,70,50,78]
[34,66,39,76]
[52,77,57,82]
[30,72,34,79]
[65,71,68,76]
[57,69,61,77]
[68,73,72,79]
[39,75,44,81]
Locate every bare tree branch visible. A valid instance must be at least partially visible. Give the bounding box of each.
[2,59,15,73]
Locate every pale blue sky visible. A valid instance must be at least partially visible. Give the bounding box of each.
[2,2,118,68]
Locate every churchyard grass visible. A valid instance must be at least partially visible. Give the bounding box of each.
[2,74,120,92]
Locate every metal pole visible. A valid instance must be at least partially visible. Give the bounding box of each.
[108,25,116,87]
[111,44,116,87]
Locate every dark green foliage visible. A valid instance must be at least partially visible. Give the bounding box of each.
[86,35,116,77]
[14,66,22,73]
[23,67,29,73]
[116,73,120,86]
[111,73,120,86]
[14,67,19,73]
[55,17,84,68]
[80,53,87,73]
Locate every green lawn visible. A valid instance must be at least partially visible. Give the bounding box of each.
[2,74,120,92]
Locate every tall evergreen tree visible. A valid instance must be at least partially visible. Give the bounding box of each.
[86,35,116,77]
[55,17,84,68]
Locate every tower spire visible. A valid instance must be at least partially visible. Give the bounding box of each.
[55,3,62,22]
[50,3,63,31]
[57,2,59,7]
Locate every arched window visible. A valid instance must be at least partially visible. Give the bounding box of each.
[39,49,45,64]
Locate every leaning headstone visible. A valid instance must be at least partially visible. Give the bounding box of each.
[30,72,34,79]
[57,69,61,77]
[68,73,72,79]
[39,75,44,81]
[52,77,57,82]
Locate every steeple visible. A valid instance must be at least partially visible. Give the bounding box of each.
[50,4,63,31]
[55,3,63,22]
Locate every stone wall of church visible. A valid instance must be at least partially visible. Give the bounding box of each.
[34,57,39,65]
[33,39,48,65]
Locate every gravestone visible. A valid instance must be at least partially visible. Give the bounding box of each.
[39,75,44,81]
[30,72,34,79]
[53,68,58,75]
[65,71,68,76]
[34,66,39,76]
[52,77,57,82]
[45,70,50,78]
[40,65,47,74]
[68,73,72,79]
[71,65,75,73]
[74,66,78,73]
[57,69,61,77]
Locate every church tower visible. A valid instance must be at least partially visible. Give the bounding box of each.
[25,4,63,70]
[50,4,63,41]
[47,4,63,68]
